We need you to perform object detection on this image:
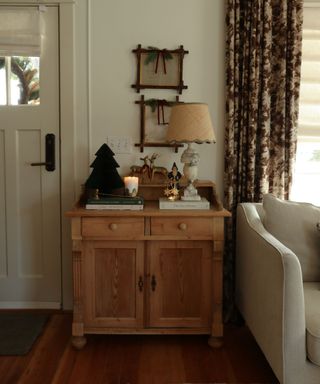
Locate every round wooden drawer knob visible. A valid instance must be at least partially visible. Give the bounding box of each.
[178,223,187,231]
[109,223,118,231]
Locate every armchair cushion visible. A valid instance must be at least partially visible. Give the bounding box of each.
[263,194,320,281]
[304,282,320,366]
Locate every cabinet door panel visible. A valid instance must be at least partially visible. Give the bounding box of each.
[148,241,212,328]
[83,241,144,328]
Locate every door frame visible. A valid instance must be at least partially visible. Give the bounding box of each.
[0,0,76,309]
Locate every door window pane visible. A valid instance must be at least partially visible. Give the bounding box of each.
[0,56,40,106]
[0,57,6,105]
[10,57,40,105]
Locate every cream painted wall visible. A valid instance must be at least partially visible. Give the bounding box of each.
[75,0,226,198]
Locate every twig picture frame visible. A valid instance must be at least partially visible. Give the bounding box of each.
[134,95,183,153]
[132,45,189,94]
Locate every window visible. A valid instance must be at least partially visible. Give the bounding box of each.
[0,56,40,105]
[291,5,320,206]
[0,7,41,106]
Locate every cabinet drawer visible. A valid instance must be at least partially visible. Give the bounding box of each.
[82,217,144,238]
[150,217,213,237]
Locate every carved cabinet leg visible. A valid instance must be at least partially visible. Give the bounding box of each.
[72,235,86,349]
[209,238,224,348]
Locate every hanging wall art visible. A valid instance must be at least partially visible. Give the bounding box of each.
[132,45,189,94]
[134,95,183,153]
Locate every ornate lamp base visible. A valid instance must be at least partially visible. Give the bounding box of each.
[181,143,201,201]
[181,181,201,201]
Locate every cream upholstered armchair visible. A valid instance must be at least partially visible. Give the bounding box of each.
[236,194,320,384]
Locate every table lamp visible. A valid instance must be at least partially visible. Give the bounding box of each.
[166,103,216,201]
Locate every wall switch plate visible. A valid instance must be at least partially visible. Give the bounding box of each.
[107,136,132,154]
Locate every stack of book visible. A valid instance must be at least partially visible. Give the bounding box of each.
[159,197,210,210]
[85,196,144,210]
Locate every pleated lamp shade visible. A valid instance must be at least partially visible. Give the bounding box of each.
[166,103,216,144]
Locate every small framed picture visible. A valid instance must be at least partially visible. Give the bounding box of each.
[134,95,183,153]
[132,45,189,94]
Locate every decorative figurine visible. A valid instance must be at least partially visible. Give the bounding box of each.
[130,153,168,183]
[130,155,151,180]
[85,143,124,195]
[164,162,182,200]
[149,153,168,180]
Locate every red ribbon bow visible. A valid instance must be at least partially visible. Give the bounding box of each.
[155,50,168,74]
[157,100,168,125]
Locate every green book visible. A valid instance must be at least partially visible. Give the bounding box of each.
[86,196,144,205]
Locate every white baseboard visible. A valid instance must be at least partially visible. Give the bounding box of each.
[0,302,61,309]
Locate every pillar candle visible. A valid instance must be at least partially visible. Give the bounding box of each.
[124,176,139,197]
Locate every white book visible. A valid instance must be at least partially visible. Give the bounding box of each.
[159,197,210,210]
[85,204,143,210]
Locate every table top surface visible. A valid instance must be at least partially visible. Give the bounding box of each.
[66,201,231,218]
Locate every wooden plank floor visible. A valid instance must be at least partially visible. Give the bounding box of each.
[0,313,279,384]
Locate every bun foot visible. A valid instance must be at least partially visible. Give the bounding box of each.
[208,336,223,348]
[72,335,87,349]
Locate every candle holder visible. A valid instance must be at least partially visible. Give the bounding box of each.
[124,176,139,197]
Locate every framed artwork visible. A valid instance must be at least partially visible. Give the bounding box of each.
[134,95,183,153]
[132,45,189,94]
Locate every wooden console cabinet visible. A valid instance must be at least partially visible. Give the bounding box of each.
[66,181,231,349]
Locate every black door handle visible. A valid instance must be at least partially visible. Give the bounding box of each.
[151,275,157,291]
[31,134,55,172]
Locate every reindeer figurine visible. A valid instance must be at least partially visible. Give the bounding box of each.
[149,153,168,181]
[130,155,151,180]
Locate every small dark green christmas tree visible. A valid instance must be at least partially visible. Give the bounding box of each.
[85,143,124,194]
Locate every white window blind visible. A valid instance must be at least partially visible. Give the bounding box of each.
[299,7,320,138]
[291,6,320,206]
[0,7,41,57]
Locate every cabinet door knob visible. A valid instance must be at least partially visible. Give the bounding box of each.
[109,223,118,231]
[178,223,187,231]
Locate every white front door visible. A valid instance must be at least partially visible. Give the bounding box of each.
[0,6,61,308]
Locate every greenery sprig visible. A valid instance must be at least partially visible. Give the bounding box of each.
[144,47,173,66]
[145,99,176,112]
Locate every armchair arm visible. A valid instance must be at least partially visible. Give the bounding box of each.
[236,203,306,384]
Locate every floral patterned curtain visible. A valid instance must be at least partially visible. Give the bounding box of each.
[224,0,303,319]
